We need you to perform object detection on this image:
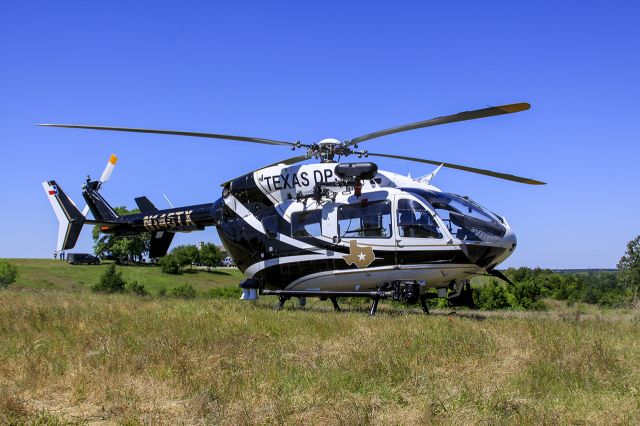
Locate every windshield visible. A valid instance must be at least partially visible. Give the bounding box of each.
[404,189,506,242]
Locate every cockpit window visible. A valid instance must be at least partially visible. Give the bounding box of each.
[338,201,392,238]
[397,199,443,239]
[404,189,506,242]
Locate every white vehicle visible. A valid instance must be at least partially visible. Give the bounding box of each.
[221,256,236,267]
[41,102,544,314]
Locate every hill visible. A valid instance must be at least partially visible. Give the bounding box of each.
[7,259,243,294]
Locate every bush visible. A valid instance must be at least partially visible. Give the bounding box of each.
[170,283,196,299]
[126,280,148,296]
[91,263,126,293]
[159,254,181,274]
[476,280,511,310]
[157,287,167,297]
[0,260,18,288]
[511,280,546,310]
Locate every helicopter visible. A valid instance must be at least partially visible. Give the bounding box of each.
[41,102,544,315]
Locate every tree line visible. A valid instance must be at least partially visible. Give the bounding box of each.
[471,236,640,310]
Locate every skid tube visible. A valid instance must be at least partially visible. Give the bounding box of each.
[261,289,417,316]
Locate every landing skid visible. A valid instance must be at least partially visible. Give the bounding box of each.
[262,288,431,316]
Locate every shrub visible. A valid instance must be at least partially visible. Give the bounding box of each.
[159,254,181,274]
[170,283,196,299]
[91,263,126,293]
[126,280,148,296]
[476,280,511,310]
[511,280,546,310]
[157,287,167,297]
[0,260,18,288]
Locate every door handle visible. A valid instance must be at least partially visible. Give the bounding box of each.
[396,240,404,248]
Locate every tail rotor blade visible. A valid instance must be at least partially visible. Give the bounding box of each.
[99,154,118,184]
[82,154,118,217]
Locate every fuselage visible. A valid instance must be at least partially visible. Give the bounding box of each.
[215,162,517,294]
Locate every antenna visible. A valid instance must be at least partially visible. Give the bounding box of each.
[163,193,175,208]
[416,164,444,185]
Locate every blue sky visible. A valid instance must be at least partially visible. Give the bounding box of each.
[1,1,638,268]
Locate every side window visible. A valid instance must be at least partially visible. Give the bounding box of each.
[397,199,443,239]
[338,201,392,238]
[291,209,322,238]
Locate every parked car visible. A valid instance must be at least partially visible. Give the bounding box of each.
[67,253,100,265]
[221,256,236,267]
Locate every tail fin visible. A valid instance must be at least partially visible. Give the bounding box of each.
[42,181,85,251]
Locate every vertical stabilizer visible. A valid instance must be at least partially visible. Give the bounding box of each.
[42,180,85,251]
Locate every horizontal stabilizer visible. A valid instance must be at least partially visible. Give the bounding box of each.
[42,180,85,251]
[134,196,158,214]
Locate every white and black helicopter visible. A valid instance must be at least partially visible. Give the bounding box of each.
[41,102,544,314]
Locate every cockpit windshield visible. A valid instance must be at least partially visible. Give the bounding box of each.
[405,189,506,242]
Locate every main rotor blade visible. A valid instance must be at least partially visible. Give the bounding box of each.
[221,154,309,187]
[259,154,309,169]
[365,152,546,185]
[37,124,298,147]
[348,103,530,146]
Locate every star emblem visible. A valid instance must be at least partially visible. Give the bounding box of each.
[343,240,375,268]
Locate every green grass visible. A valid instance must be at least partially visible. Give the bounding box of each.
[1,259,639,424]
[6,258,244,293]
[0,291,638,424]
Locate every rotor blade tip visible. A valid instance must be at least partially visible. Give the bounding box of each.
[498,103,531,113]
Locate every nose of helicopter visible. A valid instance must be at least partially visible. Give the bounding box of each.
[494,229,517,265]
[460,229,517,269]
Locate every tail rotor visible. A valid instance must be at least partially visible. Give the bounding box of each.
[82,154,118,217]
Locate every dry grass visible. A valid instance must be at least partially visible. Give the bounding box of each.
[1,290,639,425]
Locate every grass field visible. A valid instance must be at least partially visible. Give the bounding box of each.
[1,260,639,424]
[7,259,244,294]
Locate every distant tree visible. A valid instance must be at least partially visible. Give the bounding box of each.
[92,206,151,263]
[618,236,640,304]
[171,245,200,270]
[0,260,18,288]
[92,263,126,293]
[159,254,181,274]
[199,243,223,271]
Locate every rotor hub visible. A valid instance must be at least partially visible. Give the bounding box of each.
[318,138,341,147]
